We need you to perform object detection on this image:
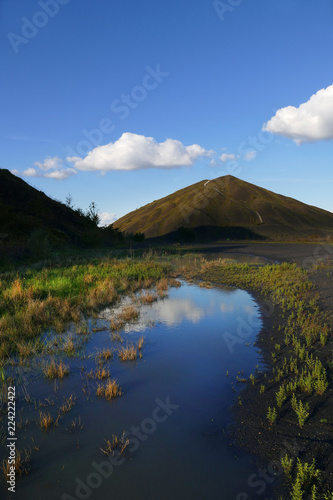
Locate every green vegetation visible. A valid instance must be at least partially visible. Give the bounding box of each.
[0,257,168,359]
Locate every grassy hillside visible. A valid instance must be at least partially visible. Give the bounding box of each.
[113,175,333,241]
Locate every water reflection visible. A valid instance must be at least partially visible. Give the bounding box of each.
[5,282,271,500]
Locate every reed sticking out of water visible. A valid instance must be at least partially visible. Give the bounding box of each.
[44,359,69,379]
[100,431,129,457]
[39,411,53,430]
[96,379,123,399]
[118,344,137,361]
[2,449,31,477]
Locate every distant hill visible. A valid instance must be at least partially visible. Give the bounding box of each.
[113,175,333,241]
[0,169,116,254]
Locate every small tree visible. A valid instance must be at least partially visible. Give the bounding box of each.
[65,194,74,208]
[86,202,100,226]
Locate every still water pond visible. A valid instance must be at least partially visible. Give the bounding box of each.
[5,282,271,500]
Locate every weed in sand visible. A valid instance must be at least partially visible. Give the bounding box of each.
[267,407,277,425]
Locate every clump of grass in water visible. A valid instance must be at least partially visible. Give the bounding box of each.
[39,411,53,430]
[43,359,69,379]
[118,304,139,322]
[59,394,76,415]
[140,291,158,304]
[87,368,110,380]
[96,379,122,399]
[95,348,113,364]
[101,431,129,457]
[118,344,137,361]
[2,448,31,477]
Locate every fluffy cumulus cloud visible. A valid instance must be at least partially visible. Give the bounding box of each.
[220,153,236,162]
[34,156,63,171]
[98,212,118,227]
[17,133,212,181]
[263,84,333,144]
[22,165,76,180]
[67,133,212,172]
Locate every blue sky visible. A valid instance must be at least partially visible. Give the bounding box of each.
[1,0,333,224]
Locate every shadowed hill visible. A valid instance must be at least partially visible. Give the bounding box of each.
[0,169,114,250]
[113,175,333,241]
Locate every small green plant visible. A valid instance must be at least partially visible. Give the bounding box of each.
[250,374,255,386]
[281,453,293,479]
[267,406,277,425]
[291,394,310,428]
[276,385,287,408]
[260,384,265,394]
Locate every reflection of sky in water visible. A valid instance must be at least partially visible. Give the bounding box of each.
[102,283,260,333]
[10,281,268,500]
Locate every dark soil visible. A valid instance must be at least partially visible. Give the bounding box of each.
[196,243,333,499]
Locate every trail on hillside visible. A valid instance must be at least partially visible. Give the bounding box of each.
[203,180,263,224]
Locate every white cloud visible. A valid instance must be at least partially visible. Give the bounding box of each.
[23,167,40,177]
[263,84,333,144]
[34,156,63,171]
[67,132,212,172]
[99,212,118,227]
[220,153,236,162]
[21,166,76,181]
[43,168,77,180]
[244,150,257,161]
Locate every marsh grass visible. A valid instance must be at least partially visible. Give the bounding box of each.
[39,411,53,430]
[2,448,31,477]
[44,359,69,379]
[140,291,158,304]
[95,348,113,364]
[87,368,110,380]
[100,431,129,457]
[118,344,137,361]
[96,379,122,399]
[59,394,76,414]
[0,257,168,359]
[118,304,139,322]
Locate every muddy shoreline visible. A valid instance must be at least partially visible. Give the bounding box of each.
[195,242,333,498]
